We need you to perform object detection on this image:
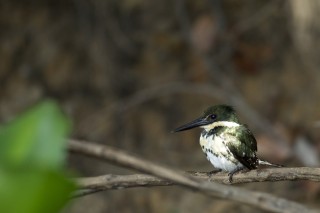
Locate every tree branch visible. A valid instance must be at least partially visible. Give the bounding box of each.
[73,174,173,197]
[75,167,320,190]
[73,167,320,198]
[68,139,318,213]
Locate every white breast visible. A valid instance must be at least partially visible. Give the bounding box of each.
[200,134,243,172]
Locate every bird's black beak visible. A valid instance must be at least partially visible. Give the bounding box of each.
[173,117,210,132]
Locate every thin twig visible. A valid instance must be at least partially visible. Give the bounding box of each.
[68,139,318,213]
[75,167,320,191]
[73,167,320,198]
[73,174,173,197]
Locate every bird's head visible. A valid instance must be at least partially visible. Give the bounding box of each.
[173,105,240,132]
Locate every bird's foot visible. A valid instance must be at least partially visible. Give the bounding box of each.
[228,167,245,183]
[208,169,222,177]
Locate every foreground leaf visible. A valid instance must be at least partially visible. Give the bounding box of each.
[0,100,71,169]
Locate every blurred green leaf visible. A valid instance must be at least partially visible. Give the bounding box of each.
[0,100,71,170]
[0,100,76,213]
[0,170,75,213]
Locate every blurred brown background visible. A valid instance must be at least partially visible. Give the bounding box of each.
[1,0,320,212]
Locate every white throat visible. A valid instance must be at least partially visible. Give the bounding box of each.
[201,121,240,131]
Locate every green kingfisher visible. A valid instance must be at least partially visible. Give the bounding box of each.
[174,105,280,182]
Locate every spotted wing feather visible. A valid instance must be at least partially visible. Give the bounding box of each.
[225,125,258,170]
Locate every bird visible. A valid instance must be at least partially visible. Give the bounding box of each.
[173,105,281,182]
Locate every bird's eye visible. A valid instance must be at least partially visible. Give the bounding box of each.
[209,114,216,120]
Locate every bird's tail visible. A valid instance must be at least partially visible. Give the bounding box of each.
[258,159,283,167]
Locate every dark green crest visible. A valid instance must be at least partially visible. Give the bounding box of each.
[203,105,239,123]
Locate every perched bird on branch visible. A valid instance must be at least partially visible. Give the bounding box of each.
[174,105,281,182]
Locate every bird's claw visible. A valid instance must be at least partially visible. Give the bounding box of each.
[227,167,245,183]
[228,173,234,183]
[208,169,222,177]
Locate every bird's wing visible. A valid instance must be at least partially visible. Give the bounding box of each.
[225,125,258,170]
